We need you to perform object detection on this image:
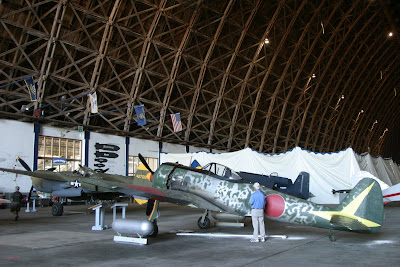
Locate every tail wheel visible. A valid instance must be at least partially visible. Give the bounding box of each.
[328,228,336,242]
[52,202,63,216]
[198,216,211,229]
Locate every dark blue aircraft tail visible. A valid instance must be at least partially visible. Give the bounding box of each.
[238,171,310,199]
[283,172,310,199]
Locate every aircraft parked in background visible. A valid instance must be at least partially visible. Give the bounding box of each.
[382,183,400,203]
[0,158,152,216]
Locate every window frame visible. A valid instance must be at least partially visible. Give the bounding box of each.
[37,135,82,171]
[128,155,158,176]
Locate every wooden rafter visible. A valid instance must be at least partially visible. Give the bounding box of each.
[0,0,399,160]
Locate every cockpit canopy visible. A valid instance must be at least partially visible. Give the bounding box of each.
[73,165,94,177]
[201,163,242,181]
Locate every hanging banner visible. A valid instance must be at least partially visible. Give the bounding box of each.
[89,91,98,113]
[24,77,37,101]
[170,112,183,132]
[134,105,146,126]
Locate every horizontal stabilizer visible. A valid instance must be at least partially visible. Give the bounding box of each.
[330,215,370,231]
[334,178,383,233]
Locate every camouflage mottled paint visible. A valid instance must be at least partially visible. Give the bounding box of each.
[262,180,382,233]
[153,164,383,233]
[153,164,175,189]
[263,189,334,229]
[6,162,383,234]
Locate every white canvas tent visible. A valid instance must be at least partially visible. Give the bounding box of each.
[160,147,391,205]
[355,153,400,186]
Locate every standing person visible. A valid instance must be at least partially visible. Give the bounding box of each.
[249,182,266,242]
[10,186,23,221]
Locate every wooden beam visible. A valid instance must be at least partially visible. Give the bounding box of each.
[156,0,203,138]
[208,0,260,146]
[123,0,168,131]
[227,0,285,149]
[184,0,235,142]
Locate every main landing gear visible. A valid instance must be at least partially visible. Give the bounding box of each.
[198,210,211,229]
[148,219,159,237]
[52,202,63,216]
[147,200,160,237]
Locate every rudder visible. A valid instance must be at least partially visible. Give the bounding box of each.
[334,178,384,233]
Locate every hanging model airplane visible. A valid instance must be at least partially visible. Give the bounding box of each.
[1,155,384,241]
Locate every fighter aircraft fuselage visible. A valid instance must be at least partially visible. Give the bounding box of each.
[151,163,384,233]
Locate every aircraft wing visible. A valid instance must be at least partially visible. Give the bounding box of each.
[79,177,228,213]
[0,199,11,204]
[0,167,69,182]
[382,183,400,202]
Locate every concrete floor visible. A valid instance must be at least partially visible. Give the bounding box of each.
[0,202,399,267]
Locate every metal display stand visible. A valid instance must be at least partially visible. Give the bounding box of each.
[113,235,148,245]
[110,202,128,222]
[25,194,38,213]
[89,203,106,230]
[215,221,245,227]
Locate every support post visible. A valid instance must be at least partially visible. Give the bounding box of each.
[31,199,37,212]
[33,123,40,171]
[110,202,128,222]
[84,131,90,167]
[25,201,30,212]
[90,203,106,230]
[125,137,130,176]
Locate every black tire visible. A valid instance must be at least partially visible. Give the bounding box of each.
[198,216,211,229]
[146,199,155,216]
[52,202,63,216]
[148,223,158,237]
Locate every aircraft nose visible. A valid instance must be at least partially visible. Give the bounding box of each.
[265,194,285,218]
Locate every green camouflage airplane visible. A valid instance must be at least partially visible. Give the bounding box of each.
[1,156,384,241]
[79,159,384,241]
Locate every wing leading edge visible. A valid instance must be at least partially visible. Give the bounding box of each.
[79,177,228,213]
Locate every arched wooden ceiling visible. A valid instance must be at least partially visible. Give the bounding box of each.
[0,0,399,159]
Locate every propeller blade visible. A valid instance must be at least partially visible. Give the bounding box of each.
[138,154,154,174]
[17,157,32,172]
[27,185,34,202]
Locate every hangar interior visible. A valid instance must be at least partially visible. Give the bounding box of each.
[1,0,400,265]
[0,0,399,159]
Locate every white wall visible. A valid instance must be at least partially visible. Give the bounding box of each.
[129,138,159,159]
[0,120,34,193]
[188,145,207,153]
[0,119,224,192]
[162,142,186,154]
[41,125,84,140]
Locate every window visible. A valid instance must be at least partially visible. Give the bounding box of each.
[37,136,82,171]
[128,156,158,176]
